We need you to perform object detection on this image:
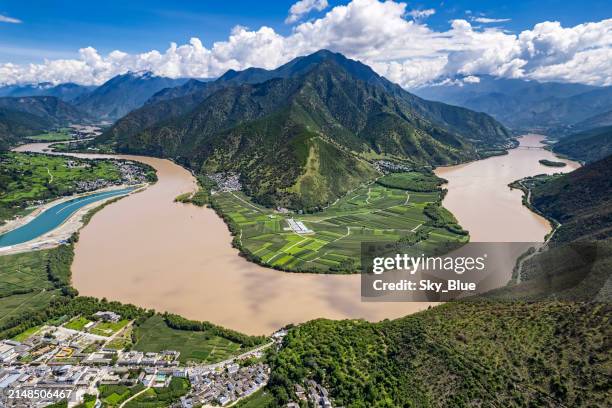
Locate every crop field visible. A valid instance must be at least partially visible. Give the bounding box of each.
[0,250,60,326]
[28,130,73,142]
[133,315,243,364]
[0,250,54,297]
[212,173,468,273]
[0,152,122,222]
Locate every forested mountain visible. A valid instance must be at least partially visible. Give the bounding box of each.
[551,126,612,164]
[0,82,95,101]
[0,96,88,150]
[531,154,612,242]
[101,50,509,208]
[0,110,49,150]
[560,109,612,135]
[413,75,612,131]
[264,155,612,407]
[73,71,188,121]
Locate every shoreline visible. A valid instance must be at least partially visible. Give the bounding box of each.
[0,183,147,256]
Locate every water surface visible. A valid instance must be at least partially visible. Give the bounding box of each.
[0,187,134,247]
[15,136,579,335]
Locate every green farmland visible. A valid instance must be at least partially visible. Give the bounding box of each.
[28,130,73,142]
[211,172,468,273]
[133,315,243,364]
[0,152,123,223]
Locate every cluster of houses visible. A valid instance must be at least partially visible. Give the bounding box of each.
[208,172,242,193]
[67,125,103,139]
[287,380,333,408]
[185,361,269,407]
[372,159,412,174]
[72,160,149,192]
[0,318,340,408]
[0,312,275,407]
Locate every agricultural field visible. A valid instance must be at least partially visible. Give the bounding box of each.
[212,172,467,273]
[0,250,60,329]
[0,151,122,222]
[133,315,243,364]
[27,129,73,142]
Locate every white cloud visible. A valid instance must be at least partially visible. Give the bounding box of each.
[0,14,21,24]
[473,17,511,24]
[1,0,611,87]
[407,8,435,21]
[286,0,329,24]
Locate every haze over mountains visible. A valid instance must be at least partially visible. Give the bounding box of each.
[100,50,510,208]
[414,75,612,133]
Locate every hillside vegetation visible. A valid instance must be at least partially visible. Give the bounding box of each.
[262,155,612,407]
[0,96,88,150]
[531,154,612,242]
[552,125,612,163]
[100,50,509,209]
[268,301,610,407]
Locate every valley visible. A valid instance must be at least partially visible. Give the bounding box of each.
[0,35,609,406]
[8,134,580,336]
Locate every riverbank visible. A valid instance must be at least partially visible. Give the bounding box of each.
[0,184,145,256]
[11,136,581,335]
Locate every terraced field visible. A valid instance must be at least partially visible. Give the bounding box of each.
[213,176,468,273]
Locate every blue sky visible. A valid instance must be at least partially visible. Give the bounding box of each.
[0,0,610,87]
[1,0,609,63]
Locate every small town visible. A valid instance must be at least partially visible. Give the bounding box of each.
[0,311,278,408]
[207,173,242,193]
[72,160,151,192]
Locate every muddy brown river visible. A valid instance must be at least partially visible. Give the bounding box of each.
[15,134,579,335]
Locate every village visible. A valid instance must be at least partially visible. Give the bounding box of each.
[0,311,277,408]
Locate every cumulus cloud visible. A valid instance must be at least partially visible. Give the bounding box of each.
[407,8,435,21]
[1,0,611,88]
[0,14,21,24]
[473,17,511,24]
[286,0,329,24]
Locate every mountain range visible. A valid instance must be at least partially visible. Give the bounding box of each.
[72,72,188,121]
[0,82,95,102]
[99,50,510,209]
[551,125,612,164]
[413,75,612,133]
[0,96,89,150]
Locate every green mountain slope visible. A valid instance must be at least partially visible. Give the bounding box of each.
[101,51,509,208]
[267,301,609,407]
[0,96,88,150]
[531,154,612,242]
[552,125,612,163]
[262,156,612,407]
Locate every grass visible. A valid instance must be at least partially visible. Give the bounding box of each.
[211,173,467,273]
[233,389,275,407]
[28,130,73,142]
[64,316,92,331]
[0,250,62,326]
[124,377,190,408]
[89,319,130,336]
[133,315,243,364]
[0,250,54,297]
[100,384,145,407]
[11,324,42,342]
[106,325,133,350]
